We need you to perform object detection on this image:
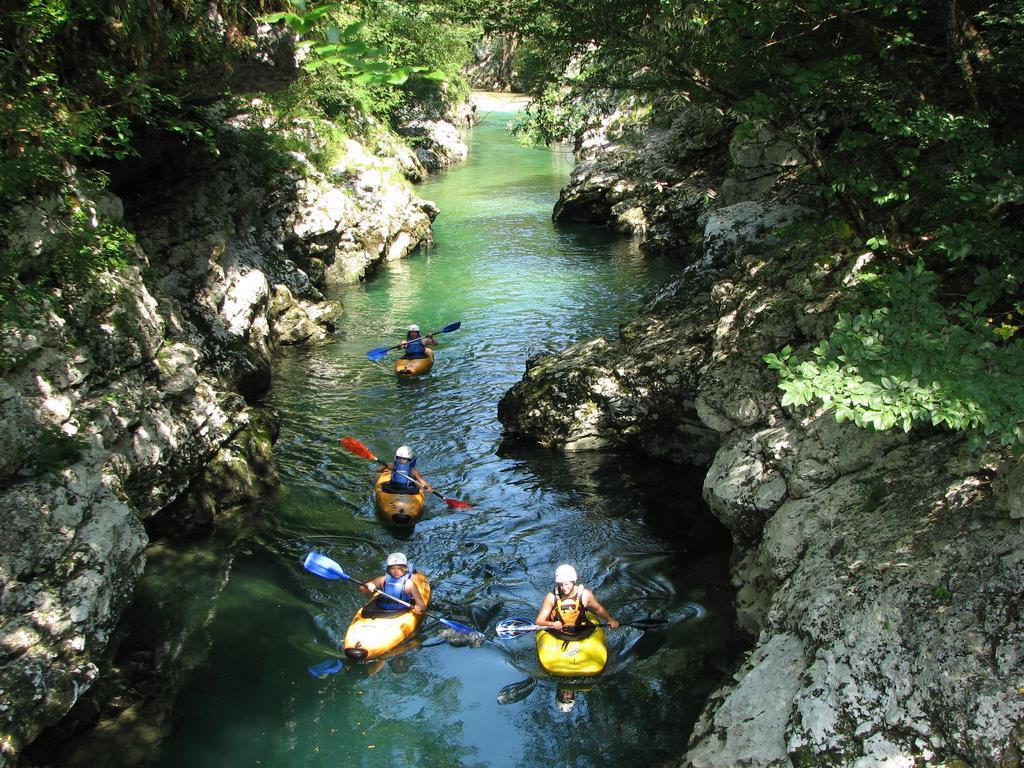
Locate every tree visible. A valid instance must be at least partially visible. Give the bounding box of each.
[485,0,1024,447]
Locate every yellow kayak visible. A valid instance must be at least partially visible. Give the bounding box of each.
[395,347,434,375]
[343,572,431,660]
[374,471,426,528]
[536,613,607,676]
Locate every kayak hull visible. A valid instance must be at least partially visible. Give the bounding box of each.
[395,347,434,376]
[536,614,607,676]
[343,572,431,660]
[375,472,426,528]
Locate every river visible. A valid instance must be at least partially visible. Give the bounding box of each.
[78,106,739,768]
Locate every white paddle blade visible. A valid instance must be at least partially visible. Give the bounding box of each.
[495,618,541,639]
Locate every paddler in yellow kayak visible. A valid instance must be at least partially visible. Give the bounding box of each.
[379,445,436,495]
[358,552,427,614]
[534,564,620,633]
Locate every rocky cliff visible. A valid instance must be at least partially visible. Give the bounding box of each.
[498,97,1024,766]
[0,38,464,768]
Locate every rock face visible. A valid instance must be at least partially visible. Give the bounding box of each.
[498,100,1024,765]
[552,97,735,259]
[0,109,440,764]
[283,141,439,285]
[393,89,474,173]
[689,435,1023,768]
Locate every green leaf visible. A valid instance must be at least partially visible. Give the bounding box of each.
[384,68,412,85]
[342,20,365,37]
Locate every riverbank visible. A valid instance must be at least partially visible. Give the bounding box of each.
[498,92,1024,765]
[0,45,474,768]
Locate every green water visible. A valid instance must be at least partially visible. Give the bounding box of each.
[143,112,737,767]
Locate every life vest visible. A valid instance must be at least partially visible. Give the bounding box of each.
[405,332,426,357]
[550,584,589,631]
[390,456,418,492]
[379,569,412,610]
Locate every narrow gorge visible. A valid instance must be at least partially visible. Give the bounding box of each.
[2,2,1022,767]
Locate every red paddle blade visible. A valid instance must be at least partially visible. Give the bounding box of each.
[340,437,377,461]
[443,497,473,509]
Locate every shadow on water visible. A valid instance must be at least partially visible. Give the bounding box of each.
[495,440,731,556]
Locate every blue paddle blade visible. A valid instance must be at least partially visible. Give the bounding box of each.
[440,321,461,333]
[303,551,347,580]
[437,616,480,636]
[366,347,390,361]
[308,658,344,677]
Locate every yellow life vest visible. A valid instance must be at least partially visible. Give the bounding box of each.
[550,584,588,629]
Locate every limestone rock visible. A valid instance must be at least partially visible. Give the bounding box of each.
[693,435,1024,767]
[269,284,339,345]
[0,96,448,764]
[500,91,1024,763]
[552,100,735,260]
[401,120,469,172]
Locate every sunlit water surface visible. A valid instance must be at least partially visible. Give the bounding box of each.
[145,110,738,767]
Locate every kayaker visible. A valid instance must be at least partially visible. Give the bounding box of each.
[534,564,620,633]
[379,445,435,495]
[399,324,436,360]
[359,552,426,615]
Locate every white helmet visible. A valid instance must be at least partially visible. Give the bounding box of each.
[395,445,413,459]
[408,324,420,332]
[386,552,409,568]
[554,564,577,583]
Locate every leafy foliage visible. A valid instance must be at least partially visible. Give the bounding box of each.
[764,264,1024,448]
[481,0,1024,447]
[260,1,445,85]
[257,0,477,131]
[0,0,245,201]
[508,84,593,145]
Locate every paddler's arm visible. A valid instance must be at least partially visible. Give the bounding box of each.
[534,593,562,630]
[583,589,619,628]
[410,468,435,494]
[406,581,426,615]
[359,575,385,594]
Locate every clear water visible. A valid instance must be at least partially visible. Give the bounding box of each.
[141,112,738,767]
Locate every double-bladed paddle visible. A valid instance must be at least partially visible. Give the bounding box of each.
[302,551,482,639]
[494,616,668,639]
[340,437,473,509]
[367,321,462,362]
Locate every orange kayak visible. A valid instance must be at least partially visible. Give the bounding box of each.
[343,572,431,660]
[395,348,434,375]
[374,471,426,529]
